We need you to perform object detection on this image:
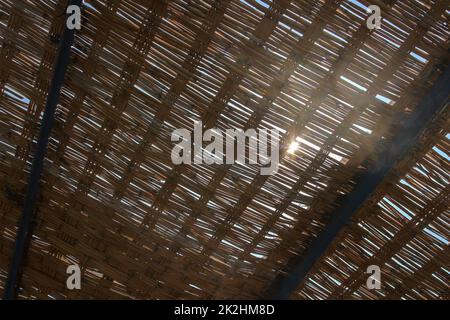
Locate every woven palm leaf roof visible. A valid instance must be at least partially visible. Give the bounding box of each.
[0,0,448,299]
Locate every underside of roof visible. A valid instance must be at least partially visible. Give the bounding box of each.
[0,0,449,299]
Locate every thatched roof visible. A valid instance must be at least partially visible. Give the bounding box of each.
[0,0,448,299]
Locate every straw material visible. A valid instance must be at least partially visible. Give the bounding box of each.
[294,105,450,299]
[0,0,448,299]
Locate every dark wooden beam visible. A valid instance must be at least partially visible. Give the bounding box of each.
[264,65,450,299]
[3,0,82,299]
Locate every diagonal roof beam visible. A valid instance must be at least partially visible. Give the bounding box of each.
[3,0,82,299]
[264,65,450,299]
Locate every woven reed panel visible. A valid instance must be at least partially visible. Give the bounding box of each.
[294,105,449,300]
[0,0,448,299]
